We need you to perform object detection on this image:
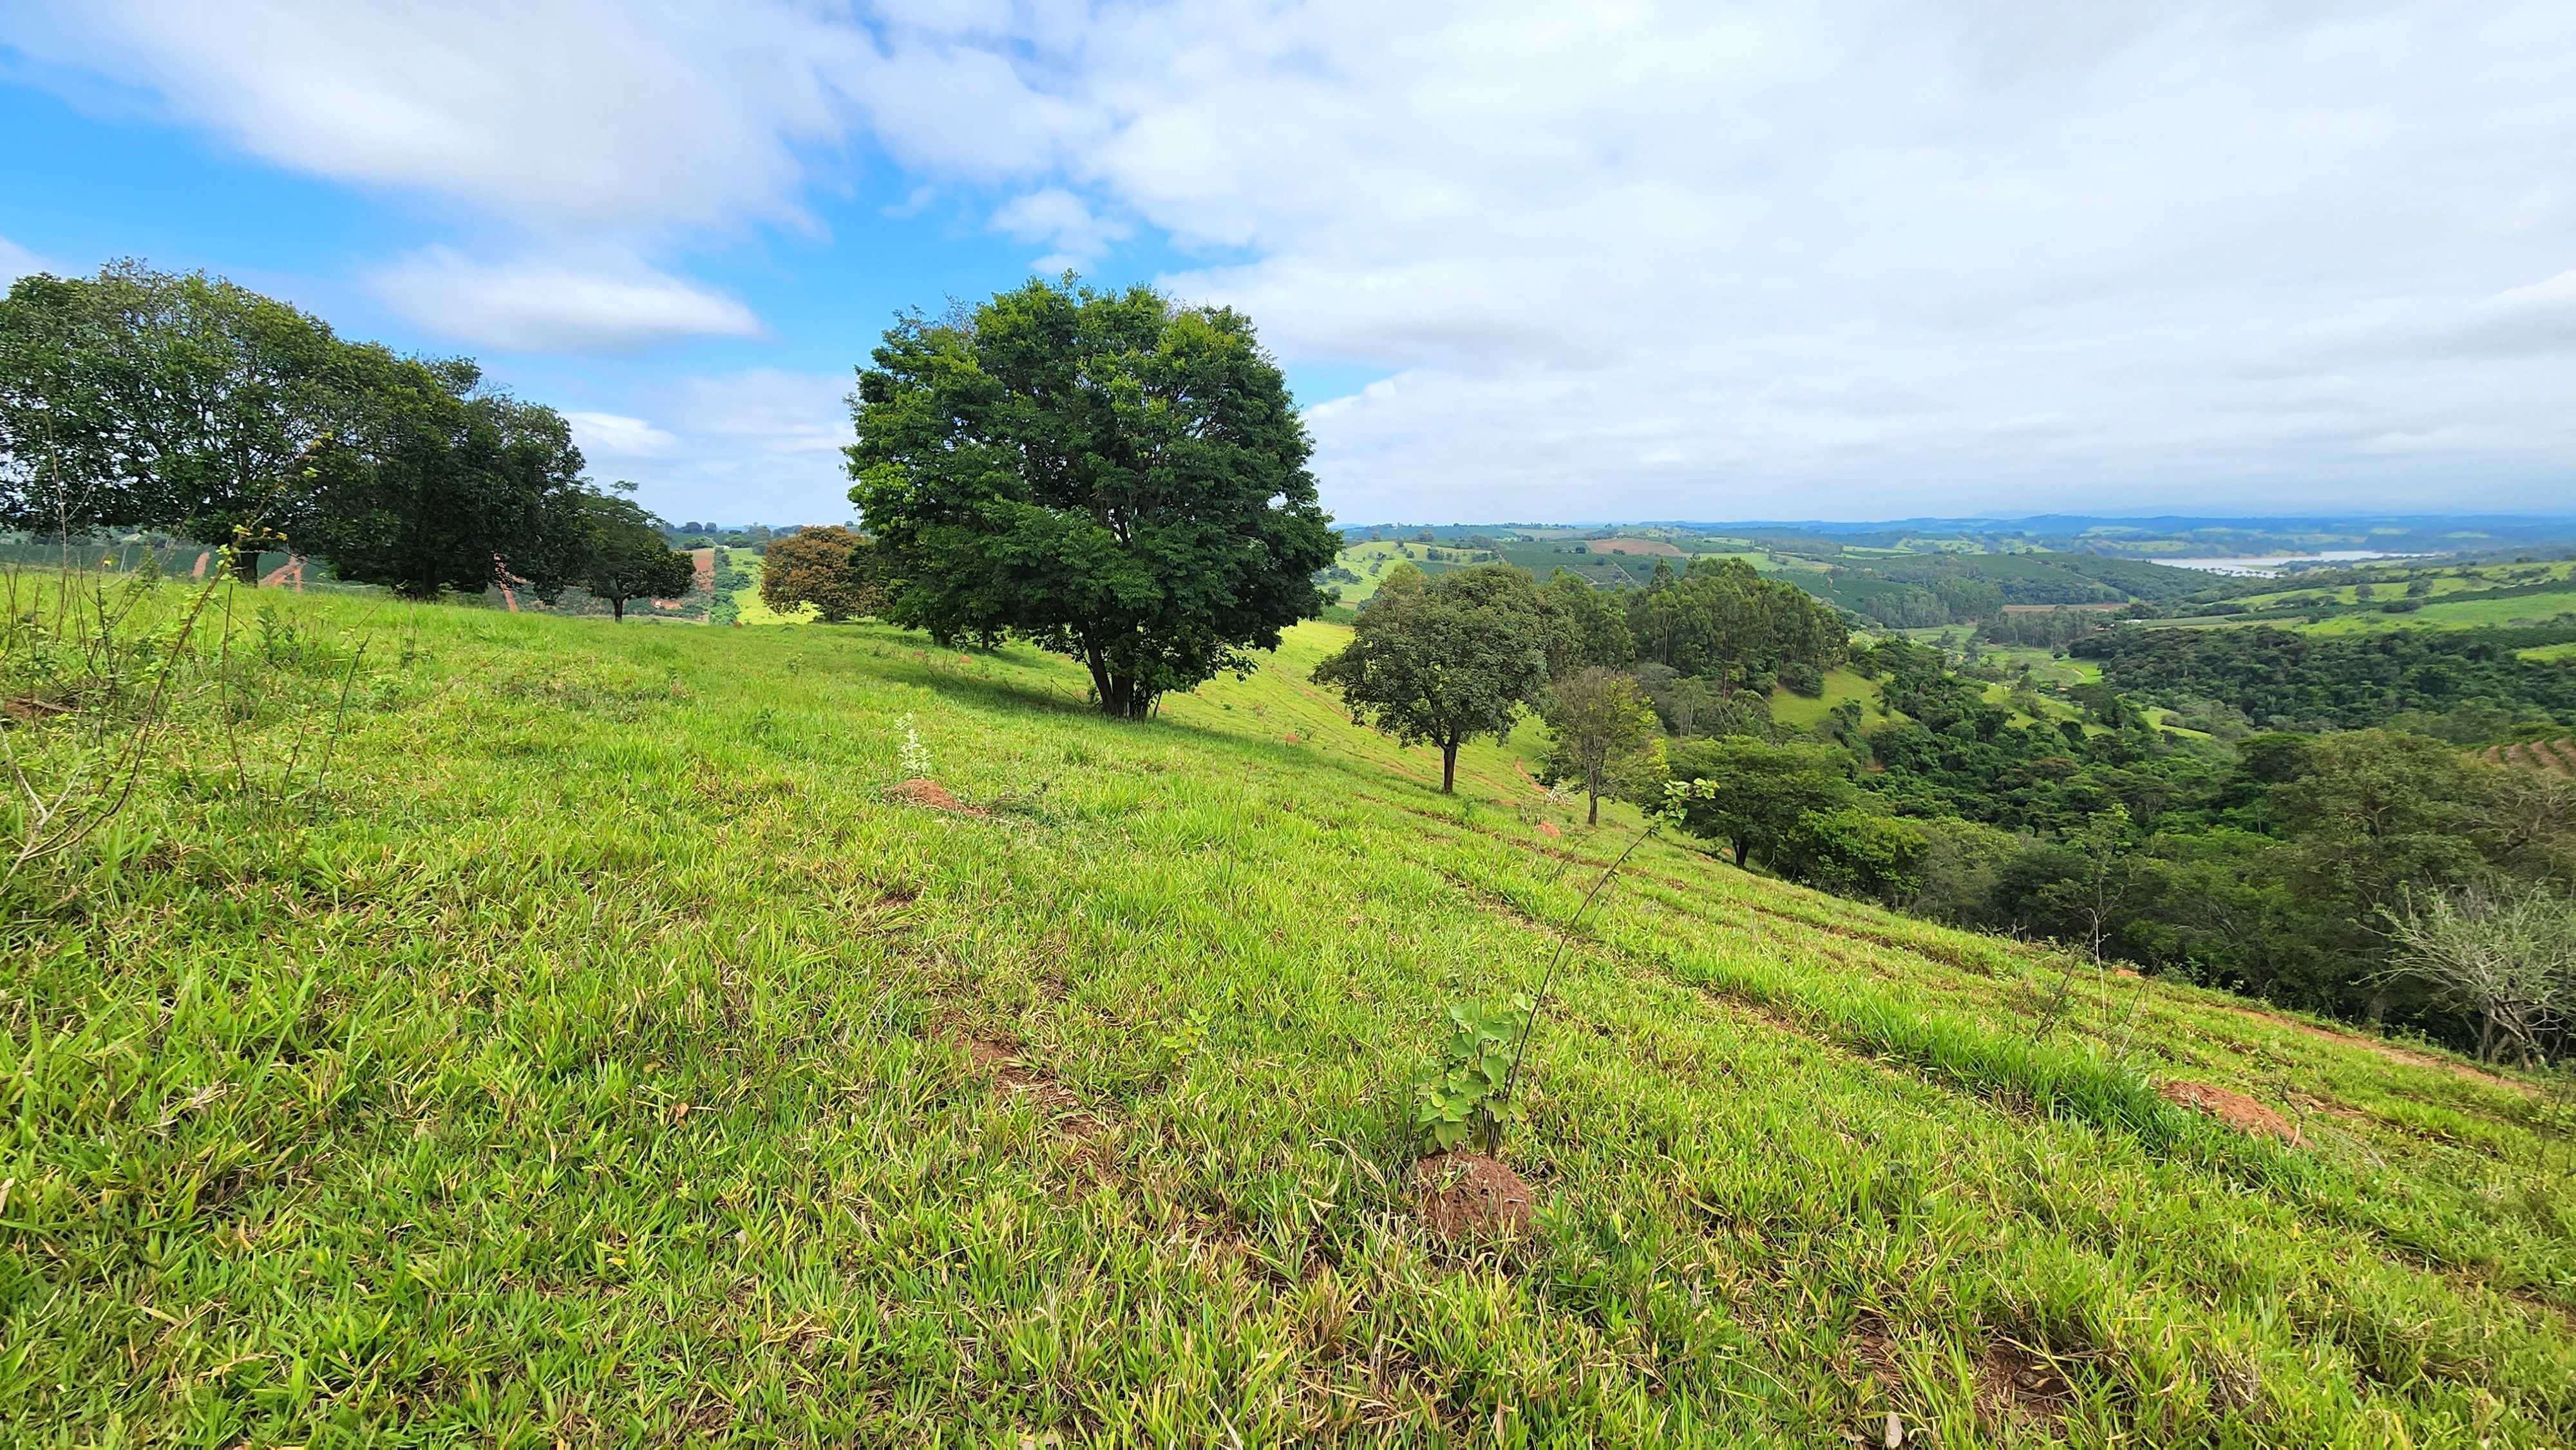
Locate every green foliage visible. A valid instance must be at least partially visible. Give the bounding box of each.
[2074,625,2576,730]
[1311,563,1551,791]
[1666,737,1864,867]
[847,277,1338,717]
[759,524,877,623]
[1410,994,1533,1154]
[1769,807,1927,904]
[1627,555,1846,689]
[569,491,696,620]
[1539,665,1662,824]
[1537,567,1633,675]
[1,262,606,601]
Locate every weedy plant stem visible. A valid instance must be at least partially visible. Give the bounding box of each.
[1500,820,1657,1113]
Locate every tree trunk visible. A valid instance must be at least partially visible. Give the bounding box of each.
[1587,787,1600,825]
[1732,840,1749,868]
[1440,740,1459,793]
[610,598,625,621]
[231,549,261,586]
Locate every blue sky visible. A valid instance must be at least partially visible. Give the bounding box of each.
[6,2,2574,528]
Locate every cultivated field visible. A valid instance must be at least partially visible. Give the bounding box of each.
[4,581,2572,1445]
[2481,738,2576,777]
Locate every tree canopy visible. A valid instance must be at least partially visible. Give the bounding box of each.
[846,278,1339,717]
[1541,666,1662,824]
[760,525,878,622]
[571,491,698,621]
[1312,563,1553,793]
[1,261,605,600]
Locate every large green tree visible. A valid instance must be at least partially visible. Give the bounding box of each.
[1313,564,1553,793]
[306,359,592,600]
[571,490,697,620]
[760,524,878,622]
[0,263,354,579]
[846,278,1339,717]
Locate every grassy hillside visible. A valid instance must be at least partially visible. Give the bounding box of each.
[6,580,2573,1445]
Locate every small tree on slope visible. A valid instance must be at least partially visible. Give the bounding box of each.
[1312,564,1552,793]
[1542,667,1663,825]
[573,490,697,620]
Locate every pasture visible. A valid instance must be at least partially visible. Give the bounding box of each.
[3,578,2571,1445]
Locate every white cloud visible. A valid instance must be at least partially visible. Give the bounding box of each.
[567,411,677,459]
[990,188,1131,268]
[367,249,762,353]
[14,1,2576,519]
[0,235,53,285]
[577,370,855,524]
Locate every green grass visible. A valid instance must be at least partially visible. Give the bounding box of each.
[726,554,819,625]
[2520,641,2576,664]
[1768,668,1891,730]
[1327,540,1501,603]
[2301,586,2576,634]
[5,576,2573,1445]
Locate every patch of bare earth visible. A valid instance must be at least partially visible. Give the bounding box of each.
[1411,1153,1535,1239]
[887,777,987,816]
[956,1035,1101,1137]
[1976,1344,2076,1429]
[2157,1080,2300,1144]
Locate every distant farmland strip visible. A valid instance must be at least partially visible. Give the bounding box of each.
[2481,738,2576,777]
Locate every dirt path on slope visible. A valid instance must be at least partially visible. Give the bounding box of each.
[257,556,305,591]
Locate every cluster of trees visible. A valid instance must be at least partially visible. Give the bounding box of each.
[1301,540,2576,1058]
[0,261,695,607]
[2074,626,2576,731]
[1642,630,2576,1060]
[1311,555,1842,820]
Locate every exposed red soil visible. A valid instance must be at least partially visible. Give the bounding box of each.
[1537,820,1562,838]
[651,549,715,614]
[257,556,305,591]
[1410,1153,1535,1239]
[956,1035,1100,1136]
[886,777,986,816]
[2157,1080,2300,1143]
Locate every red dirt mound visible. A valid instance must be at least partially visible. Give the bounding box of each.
[887,778,985,816]
[2158,1080,2299,1144]
[1412,1153,1535,1239]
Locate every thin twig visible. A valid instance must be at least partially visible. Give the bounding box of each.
[1501,821,1658,1111]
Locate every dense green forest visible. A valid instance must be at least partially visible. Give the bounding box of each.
[1312,545,2576,1064]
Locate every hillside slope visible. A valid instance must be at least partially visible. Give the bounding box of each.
[5,592,2570,1446]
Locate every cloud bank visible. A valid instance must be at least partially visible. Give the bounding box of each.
[10,1,2575,522]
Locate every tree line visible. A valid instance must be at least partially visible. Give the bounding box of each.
[0,261,694,610]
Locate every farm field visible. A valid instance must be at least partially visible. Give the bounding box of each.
[1325,538,1501,603]
[1767,667,1891,730]
[2300,586,2576,635]
[5,580,2574,1445]
[2480,738,2576,777]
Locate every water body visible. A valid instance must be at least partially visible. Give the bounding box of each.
[2150,550,2420,578]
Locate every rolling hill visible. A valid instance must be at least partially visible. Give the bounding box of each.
[5,583,2571,1445]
